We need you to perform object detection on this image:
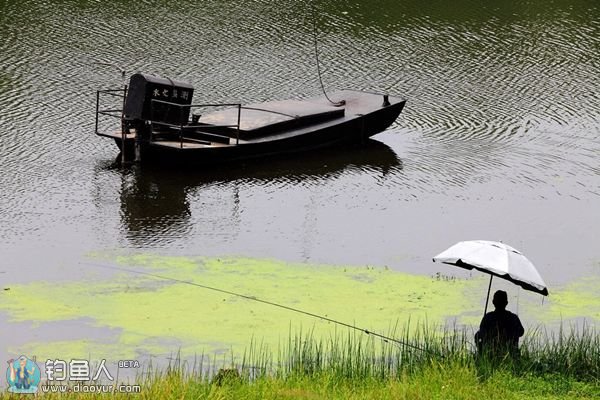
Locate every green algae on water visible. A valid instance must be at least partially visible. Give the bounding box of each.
[1,255,598,362]
[1,256,475,360]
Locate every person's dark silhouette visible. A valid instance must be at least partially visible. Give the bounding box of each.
[475,290,524,359]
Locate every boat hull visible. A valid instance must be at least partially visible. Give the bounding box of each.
[110,90,406,166]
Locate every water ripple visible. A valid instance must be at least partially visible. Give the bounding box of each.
[0,0,599,250]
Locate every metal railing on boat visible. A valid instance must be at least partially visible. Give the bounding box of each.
[95,86,128,163]
[149,99,242,148]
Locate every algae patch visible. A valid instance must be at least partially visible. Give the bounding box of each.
[2,255,597,361]
[536,277,600,322]
[0,256,477,360]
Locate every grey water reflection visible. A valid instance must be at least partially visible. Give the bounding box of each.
[112,140,402,245]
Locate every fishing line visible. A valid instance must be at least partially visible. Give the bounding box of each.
[310,2,345,107]
[83,261,434,355]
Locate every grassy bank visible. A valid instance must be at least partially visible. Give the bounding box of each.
[20,324,600,399]
[136,365,598,400]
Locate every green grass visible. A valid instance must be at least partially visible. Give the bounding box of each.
[8,324,600,399]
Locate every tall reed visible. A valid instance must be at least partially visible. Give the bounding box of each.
[228,322,600,383]
[136,322,599,388]
[519,323,600,381]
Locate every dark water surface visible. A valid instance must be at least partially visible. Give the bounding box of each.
[1,0,599,340]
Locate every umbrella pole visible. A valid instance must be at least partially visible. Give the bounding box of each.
[483,275,493,316]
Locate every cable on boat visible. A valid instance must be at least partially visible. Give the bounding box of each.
[311,3,345,107]
[83,261,437,356]
[92,61,127,79]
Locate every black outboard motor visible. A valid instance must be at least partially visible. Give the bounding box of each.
[123,73,194,139]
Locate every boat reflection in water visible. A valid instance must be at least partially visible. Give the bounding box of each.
[111,139,402,245]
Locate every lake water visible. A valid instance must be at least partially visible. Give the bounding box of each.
[1,0,599,371]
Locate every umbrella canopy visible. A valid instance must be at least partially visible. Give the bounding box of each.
[433,240,548,296]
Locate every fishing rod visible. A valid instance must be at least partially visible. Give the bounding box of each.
[83,261,436,355]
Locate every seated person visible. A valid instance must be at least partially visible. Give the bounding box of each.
[475,290,524,358]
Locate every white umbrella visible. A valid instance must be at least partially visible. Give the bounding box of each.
[433,240,548,314]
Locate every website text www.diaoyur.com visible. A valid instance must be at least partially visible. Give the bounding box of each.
[40,383,141,394]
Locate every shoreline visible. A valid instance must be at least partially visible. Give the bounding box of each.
[22,326,600,399]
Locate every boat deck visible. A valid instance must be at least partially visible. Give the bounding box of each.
[97,130,137,141]
[199,98,345,139]
[309,90,397,116]
[150,139,238,149]
[98,129,245,148]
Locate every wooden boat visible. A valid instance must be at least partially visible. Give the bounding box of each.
[95,73,406,165]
